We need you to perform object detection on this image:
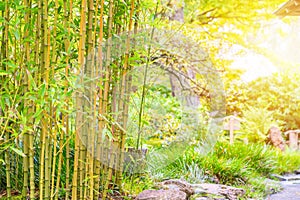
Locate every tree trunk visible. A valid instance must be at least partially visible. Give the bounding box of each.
[167,0,200,108]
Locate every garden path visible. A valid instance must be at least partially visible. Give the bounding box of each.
[267,174,300,200]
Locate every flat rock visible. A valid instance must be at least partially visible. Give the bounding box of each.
[161,179,194,197]
[136,189,187,200]
[191,183,245,200]
[271,174,300,181]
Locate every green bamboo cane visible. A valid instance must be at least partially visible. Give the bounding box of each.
[63,1,72,198]
[75,0,87,199]
[40,116,47,199]
[23,1,36,198]
[36,0,43,86]
[116,0,136,187]
[87,0,97,197]
[2,0,11,198]
[50,1,60,198]
[101,0,114,196]
[5,133,11,199]
[40,0,50,198]
[94,0,105,197]
[20,0,29,198]
[62,66,70,200]
[50,124,58,200]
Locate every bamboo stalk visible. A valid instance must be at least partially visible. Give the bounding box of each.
[72,43,84,200]
[5,133,11,199]
[1,0,9,70]
[51,0,59,71]
[87,0,96,197]
[76,0,87,199]
[34,0,41,85]
[22,103,29,198]
[21,0,30,198]
[23,2,36,199]
[50,6,61,198]
[45,129,50,200]
[72,111,81,200]
[40,0,51,199]
[40,116,47,199]
[101,0,114,195]
[94,0,105,197]
[79,136,87,200]
[38,1,45,196]
[50,122,58,200]
[83,158,89,199]
[45,26,52,200]
[2,0,11,198]
[116,0,136,187]
[28,130,35,200]
[63,1,72,199]
[102,153,115,200]
[136,2,158,150]
[63,65,70,200]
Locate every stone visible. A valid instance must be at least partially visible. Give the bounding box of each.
[191,183,245,200]
[123,147,148,174]
[266,126,285,151]
[135,189,187,200]
[161,179,194,198]
[271,174,300,182]
[192,193,226,200]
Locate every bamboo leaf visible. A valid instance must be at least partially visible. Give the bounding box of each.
[0,70,8,76]
[38,84,46,97]
[26,69,37,90]
[13,30,20,40]
[10,146,26,157]
[33,108,43,119]
[0,98,5,111]
[2,61,18,70]
[102,127,115,141]
[0,2,4,11]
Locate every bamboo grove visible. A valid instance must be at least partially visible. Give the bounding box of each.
[0,0,146,199]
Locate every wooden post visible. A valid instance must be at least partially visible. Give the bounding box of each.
[223,115,241,145]
[285,130,300,151]
[229,116,234,145]
[289,132,298,150]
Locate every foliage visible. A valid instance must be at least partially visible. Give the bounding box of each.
[127,82,182,148]
[0,0,156,198]
[238,105,282,143]
[223,68,247,115]
[245,71,300,130]
[121,174,154,199]
[151,141,300,198]
[0,0,299,199]
[225,70,300,142]
[179,0,287,71]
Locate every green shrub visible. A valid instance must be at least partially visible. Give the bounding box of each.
[238,106,282,143]
[152,141,300,198]
[274,149,300,174]
[212,142,279,175]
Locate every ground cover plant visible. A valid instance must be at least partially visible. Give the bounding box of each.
[1,0,300,199]
[150,141,300,199]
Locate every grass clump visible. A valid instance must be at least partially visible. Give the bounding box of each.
[150,141,300,199]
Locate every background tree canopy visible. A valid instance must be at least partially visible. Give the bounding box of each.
[1,0,300,199]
